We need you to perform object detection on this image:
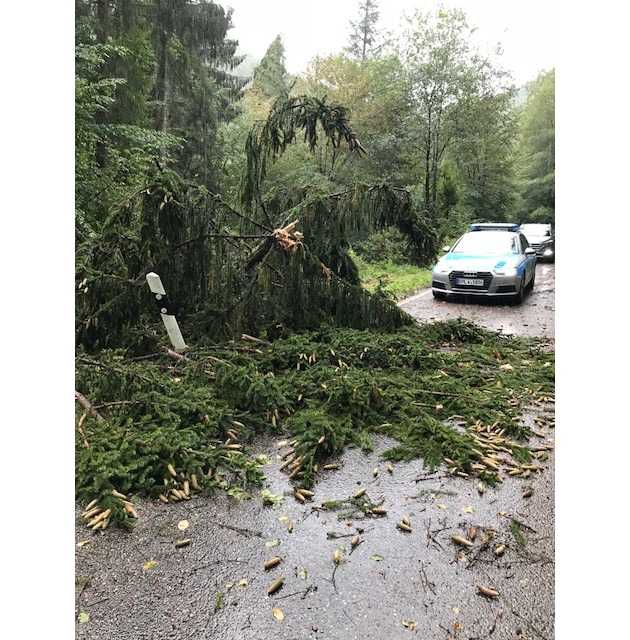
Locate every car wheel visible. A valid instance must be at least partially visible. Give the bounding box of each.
[512,277,525,305]
[433,290,447,301]
[528,272,536,291]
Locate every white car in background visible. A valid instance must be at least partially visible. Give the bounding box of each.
[519,223,554,261]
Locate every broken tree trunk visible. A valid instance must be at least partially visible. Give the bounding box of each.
[75,390,105,423]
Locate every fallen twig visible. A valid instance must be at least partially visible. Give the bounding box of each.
[211,521,264,538]
[419,561,436,595]
[76,412,90,448]
[75,390,105,423]
[331,563,340,592]
[272,585,315,601]
[164,347,188,362]
[241,333,271,346]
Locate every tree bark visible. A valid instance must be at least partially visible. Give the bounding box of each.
[96,0,109,42]
[94,0,110,167]
[120,0,135,31]
[424,109,432,216]
[75,390,105,423]
[430,131,440,215]
[154,1,172,141]
[361,4,368,61]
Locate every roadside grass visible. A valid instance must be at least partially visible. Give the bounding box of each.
[353,253,432,300]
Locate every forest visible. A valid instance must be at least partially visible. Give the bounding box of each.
[75,0,555,529]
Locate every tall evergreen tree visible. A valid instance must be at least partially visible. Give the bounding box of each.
[252,35,289,98]
[346,0,381,62]
[75,0,244,194]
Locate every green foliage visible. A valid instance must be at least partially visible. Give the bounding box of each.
[76,320,554,525]
[76,3,552,355]
[322,491,383,520]
[354,227,413,264]
[241,94,366,209]
[510,518,527,547]
[516,69,555,222]
[75,352,266,518]
[75,42,179,228]
[285,409,369,487]
[398,8,514,222]
[253,35,290,98]
[298,54,412,185]
[452,91,518,223]
[76,167,213,349]
[354,253,432,300]
[75,1,250,350]
[74,7,556,532]
[76,0,244,199]
[270,183,438,275]
[528,206,554,223]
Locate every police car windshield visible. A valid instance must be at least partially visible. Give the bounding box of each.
[452,232,519,256]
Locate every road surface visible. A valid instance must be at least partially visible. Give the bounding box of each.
[75,265,555,640]
[400,263,555,341]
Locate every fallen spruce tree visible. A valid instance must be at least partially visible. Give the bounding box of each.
[76,96,436,350]
[75,95,554,530]
[76,319,554,529]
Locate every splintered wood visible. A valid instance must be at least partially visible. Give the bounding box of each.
[272,220,303,253]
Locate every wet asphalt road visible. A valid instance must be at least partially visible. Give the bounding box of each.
[400,263,555,342]
[75,265,555,640]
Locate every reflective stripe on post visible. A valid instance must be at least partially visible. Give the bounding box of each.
[146,272,187,352]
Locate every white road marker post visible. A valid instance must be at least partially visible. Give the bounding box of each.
[146,272,187,352]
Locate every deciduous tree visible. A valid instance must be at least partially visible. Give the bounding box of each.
[515,69,555,222]
[398,8,510,222]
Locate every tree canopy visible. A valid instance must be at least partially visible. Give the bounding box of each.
[515,69,555,222]
[252,35,290,98]
[76,3,553,351]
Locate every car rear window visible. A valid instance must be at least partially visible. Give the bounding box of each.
[451,232,520,256]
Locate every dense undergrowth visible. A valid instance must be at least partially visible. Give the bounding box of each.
[354,252,433,300]
[76,319,554,528]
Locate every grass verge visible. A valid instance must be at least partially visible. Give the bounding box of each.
[353,253,432,300]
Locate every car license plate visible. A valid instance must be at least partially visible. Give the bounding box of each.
[456,277,484,286]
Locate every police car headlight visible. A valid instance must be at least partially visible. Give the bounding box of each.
[494,266,518,276]
[543,248,553,256]
[434,263,450,274]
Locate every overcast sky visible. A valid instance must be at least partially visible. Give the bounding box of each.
[224,0,555,86]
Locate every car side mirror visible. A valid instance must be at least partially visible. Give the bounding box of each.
[442,245,451,252]
[525,248,536,256]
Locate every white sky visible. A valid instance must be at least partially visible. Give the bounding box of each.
[224,0,555,85]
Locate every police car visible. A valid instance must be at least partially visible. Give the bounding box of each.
[431,223,537,303]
